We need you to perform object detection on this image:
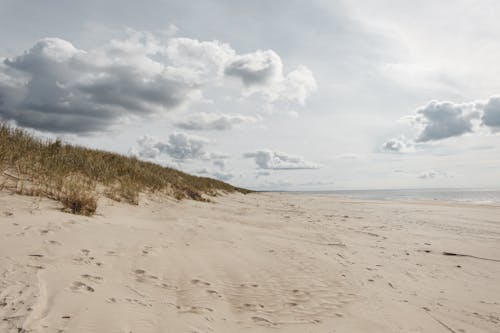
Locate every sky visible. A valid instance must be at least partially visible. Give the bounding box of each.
[1,0,499,190]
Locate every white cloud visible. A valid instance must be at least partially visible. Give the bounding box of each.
[205,152,230,160]
[166,38,235,81]
[418,170,437,179]
[0,32,316,134]
[165,132,210,160]
[204,152,231,160]
[381,136,414,153]
[418,170,448,180]
[243,149,320,170]
[134,132,210,161]
[167,39,317,106]
[133,136,163,159]
[283,65,317,105]
[225,50,282,87]
[131,133,235,180]
[383,96,500,151]
[225,50,317,105]
[175,112,260,131]
[196,168,233,181]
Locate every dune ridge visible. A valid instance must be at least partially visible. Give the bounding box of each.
[0,123,250,215]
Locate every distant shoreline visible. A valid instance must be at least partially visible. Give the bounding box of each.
[259,188,500,205]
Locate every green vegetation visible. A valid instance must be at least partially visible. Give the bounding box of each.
[0,123,251,215]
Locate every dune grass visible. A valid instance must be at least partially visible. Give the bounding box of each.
[0,123,251,215]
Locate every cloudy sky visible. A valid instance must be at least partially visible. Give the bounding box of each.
[1,0,499,190]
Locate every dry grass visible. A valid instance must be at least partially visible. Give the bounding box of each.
[0,123,251,215]
[60,190,97,216]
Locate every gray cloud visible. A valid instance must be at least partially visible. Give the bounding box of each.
[418,170,449,180]
[0,35,199,133]
[243,149,319,170]
[414,101,479,142]
[175,112,260,131]
[131,133,234,180]
[225,50,282,87]
[480,96,500,131]
[382,97,494,153]
[196,168,233,181]
[213,159,226,170]
[381,136,414,153]
[134,133,210,161]
[164,132,209,160]
[205,152,230,160]
[0,32,315,134]
[418,170,437,179]
[384,95,500,151]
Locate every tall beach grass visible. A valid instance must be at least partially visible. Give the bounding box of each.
[0,123,251,215]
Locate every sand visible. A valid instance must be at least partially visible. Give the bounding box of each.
[1,191,499,332]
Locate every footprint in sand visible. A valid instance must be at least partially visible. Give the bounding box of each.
[251,316,276,326]
[81,274,103,283]
[133,269,159,282]
[125,298,151,307]
[73,249,103,267]
[177,305,214,314]
[160,282,178,290]
[206,289,219,295]
[240,303,265,311]
[239,283,259,288]
[70,281,95,293]
[105,297,151,307]
[141,246,153,255]
[290,289,311,302]
[191,279,211,286]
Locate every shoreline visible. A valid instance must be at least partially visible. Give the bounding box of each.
[1,191,499,332]
[272,189,500,206]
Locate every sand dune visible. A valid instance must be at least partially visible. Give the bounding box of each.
[1,191,499,332]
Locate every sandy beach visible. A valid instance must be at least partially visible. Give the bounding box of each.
[1,191,499,332]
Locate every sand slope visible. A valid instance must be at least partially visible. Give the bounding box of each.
[1,191,499,332]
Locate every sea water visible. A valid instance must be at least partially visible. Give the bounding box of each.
[292,188,500,204]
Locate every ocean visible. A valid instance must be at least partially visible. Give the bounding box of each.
[291,188,500,205]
